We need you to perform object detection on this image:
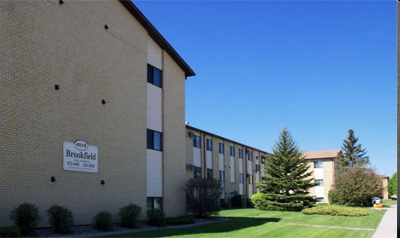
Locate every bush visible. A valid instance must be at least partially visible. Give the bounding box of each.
[328,190,339,204]
[0,226,21,237]
[118,204,142,228]
[10,203,40,236]
[47,205,74,233]
[146,208,165,227]
[185,178,221,218]
[166,213,195,226]
[92,211,112,231]
[302,205,369,216]
[251,193,268,209]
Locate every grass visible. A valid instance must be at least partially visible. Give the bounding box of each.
[104,205,391,238]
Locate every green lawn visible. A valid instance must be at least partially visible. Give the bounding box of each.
[105,205,390,238]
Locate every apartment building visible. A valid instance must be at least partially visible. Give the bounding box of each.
[304,149,341,203]
[185,126,268,206]
[0,0,194,226]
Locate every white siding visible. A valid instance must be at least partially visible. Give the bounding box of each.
[219,154,224,170]
[206,151,212,169]
[315,186,324,197]
[147,150,162,197]
[193,148,201,167]
[147,84,162,132]
[230,157,235,182]
[314,168,323,179]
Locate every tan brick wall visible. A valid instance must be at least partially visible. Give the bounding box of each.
[0,0,187,226]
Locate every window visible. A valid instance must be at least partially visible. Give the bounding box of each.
[207,168,213,179]
[238,148,243,159]
[193,135,201,148]
[194,167,202,178]
[230,146,235,157]
[255,164,260,173]
[316,197,324,203]
[314,160,323,168]
[147,64,162,88]
[206,139,212,151]
[219,170,225,182]
[147,129,162,151]
[315,179,323,186]
[219,142,224,154]
[147,197,163,210]
[246,150,253,160]
[239,173,244,184]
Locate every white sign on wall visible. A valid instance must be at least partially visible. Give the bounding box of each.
[63,140,98,173]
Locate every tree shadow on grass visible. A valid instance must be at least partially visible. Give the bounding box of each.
[114,217,280,237]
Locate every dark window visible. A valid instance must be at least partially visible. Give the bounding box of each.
[147,129,162,151]
[315,179,323,186]
[238,148,243,159]
[230,146,235,157]
[147,64,162,88]
[219,142,224,154]
[206,139,212,151]
[314,160,323,168]
[255,164,260,173]
[147,197,163,210]
[219,170,225,182]
[193,135,201,148]
[194,167,202,178]
[207,168,213,179]
[239,173,244,184]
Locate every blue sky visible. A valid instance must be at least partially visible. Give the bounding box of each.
[134,1,396,177]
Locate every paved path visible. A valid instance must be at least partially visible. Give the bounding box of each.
[372,204,397,238]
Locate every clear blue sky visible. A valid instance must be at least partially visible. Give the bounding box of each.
[135,0,396,177]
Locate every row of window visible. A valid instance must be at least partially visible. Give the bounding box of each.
[193,135,259,160]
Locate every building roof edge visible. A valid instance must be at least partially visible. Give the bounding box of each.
[119,0,196,78]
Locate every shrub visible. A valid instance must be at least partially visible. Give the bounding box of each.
[146,208,166,227]
[185,177,221,218]
[47,205,74,233]
[118,204,142,228]
[328,189,340,205]
[10,203,40,236]
[0,226,21,237]
[302,205,369,216]
[251,193,268,209]
[92,211,112,231]
[166,213,195,226]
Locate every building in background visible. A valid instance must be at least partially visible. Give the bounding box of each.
[0,0,194,226]
[185,126,268,207]
[303,150,341,203]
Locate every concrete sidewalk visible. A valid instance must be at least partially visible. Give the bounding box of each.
[372,204,397,238]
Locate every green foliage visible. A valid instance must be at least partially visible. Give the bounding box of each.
[0,226,22,237]
[256,128,316,211]
[328,189,339,204]
[338,129,369,168]
[388,172,397,196]
[333,164,382,206]
[47,205,74,234]
[118,203,142,228]
[185,177,221,218]
[10,203,40,236]
[146,209,166,227]
[92,211,112,231]
[302,205,369,216]
[166,214,195,226]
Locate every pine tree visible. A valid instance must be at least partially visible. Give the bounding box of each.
[338,129,369,167]
[255,128,316,211]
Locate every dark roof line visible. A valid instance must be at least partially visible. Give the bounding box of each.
[186,125,270,154]
[119,0,196,78]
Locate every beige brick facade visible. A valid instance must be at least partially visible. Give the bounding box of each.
[0,0,193,226]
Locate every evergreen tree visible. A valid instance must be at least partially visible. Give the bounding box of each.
[388,172,397,197]
[338,129,369,167]
[255,128,316,211]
